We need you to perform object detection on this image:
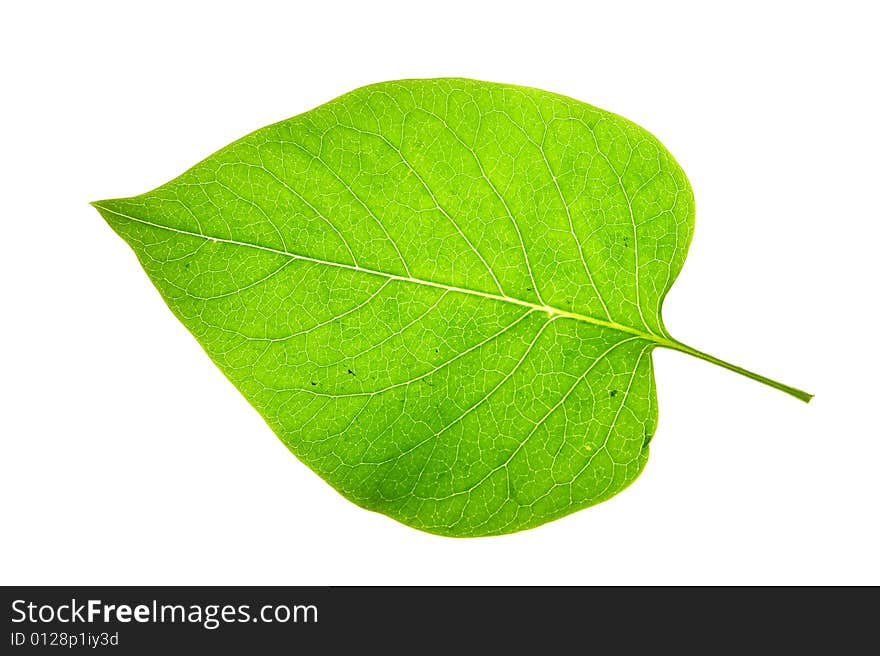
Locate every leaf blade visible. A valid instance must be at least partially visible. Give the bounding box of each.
[94,78,805,536]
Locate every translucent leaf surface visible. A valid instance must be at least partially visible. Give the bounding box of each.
[94,79,810,536]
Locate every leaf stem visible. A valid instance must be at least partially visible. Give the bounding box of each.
[661,341,813,403]
[94,203,812,403]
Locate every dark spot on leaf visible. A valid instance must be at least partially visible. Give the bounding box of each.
[347,369,355,376]
[610,390,618,397]
[310,381,317,386]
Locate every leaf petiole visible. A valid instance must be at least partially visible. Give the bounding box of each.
[661,340,813,403]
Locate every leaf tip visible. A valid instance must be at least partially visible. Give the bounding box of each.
[90,199,123,222]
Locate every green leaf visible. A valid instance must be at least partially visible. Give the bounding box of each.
[93,78,811,536]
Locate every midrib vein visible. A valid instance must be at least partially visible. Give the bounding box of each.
[95,203,813,403]
[95,204,668,345]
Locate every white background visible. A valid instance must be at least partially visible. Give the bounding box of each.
[1,1,877,585]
